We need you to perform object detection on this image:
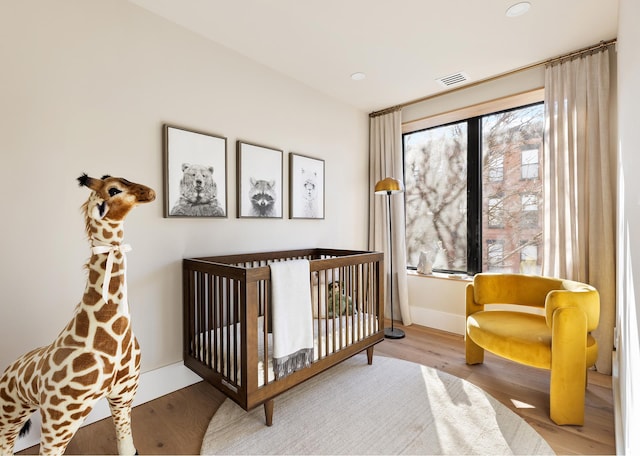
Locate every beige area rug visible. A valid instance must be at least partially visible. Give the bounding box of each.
[201,355,554,455]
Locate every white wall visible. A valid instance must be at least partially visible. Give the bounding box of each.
[614,0,640,452]
[0,0,368,381]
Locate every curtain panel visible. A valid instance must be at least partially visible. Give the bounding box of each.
[543,48,615,374]
[368,110,412,326]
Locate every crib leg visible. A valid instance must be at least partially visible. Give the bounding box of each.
[367,346,374,365]
[264,399,274,426]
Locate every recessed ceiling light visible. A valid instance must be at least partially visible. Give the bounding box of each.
[351,72,366,81]
[506,1,531,17]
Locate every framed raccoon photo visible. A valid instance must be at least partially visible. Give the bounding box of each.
[236,141,283,218]
[289,153,325,219]
[163,124,228,218]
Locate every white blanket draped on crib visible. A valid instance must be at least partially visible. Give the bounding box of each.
[269,259,314,380]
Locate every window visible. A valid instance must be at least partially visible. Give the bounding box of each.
[520,193,539,227]
[521,149,539,179]
[487,195,504,228]
[520,242,538,274]
[487,153,504,182]
[403,95,544,274]
[403,122,468,271]
[486,240,505,271]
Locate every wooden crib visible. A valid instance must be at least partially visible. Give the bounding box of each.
[183,248,384,425]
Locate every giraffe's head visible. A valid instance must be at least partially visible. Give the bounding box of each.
[78,174,155,240]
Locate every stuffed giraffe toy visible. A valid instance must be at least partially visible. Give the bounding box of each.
[0,174,155,455]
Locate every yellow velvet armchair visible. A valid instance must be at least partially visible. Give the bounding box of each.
[465,273,600,425]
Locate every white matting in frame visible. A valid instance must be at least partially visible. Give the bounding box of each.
[237,141,283,218]
[289,153,324,219]
[163,124,227,218]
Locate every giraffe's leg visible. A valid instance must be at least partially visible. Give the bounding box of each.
[38,398,99,456]
[0,347,46,453]
[108,396,137,456]
[0,404,35,455]
[107,343,141,456]
[0,368,37,455]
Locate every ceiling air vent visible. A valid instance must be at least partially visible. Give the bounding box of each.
[436,71,469,88]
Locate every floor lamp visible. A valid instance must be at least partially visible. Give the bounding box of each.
[374,177,405,339]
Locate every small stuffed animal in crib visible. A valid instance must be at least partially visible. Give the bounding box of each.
[327,281,353,317]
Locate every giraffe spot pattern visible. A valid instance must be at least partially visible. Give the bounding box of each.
[59,385,90,399]
[51,420,72,431]
[72,369,99,387]
[94,302,118,322]
[108,277,122,296]
[72,353,97,372]
[75,310,90,338]
[112,316,129,335]
[121,331,132,351]
[88,268,100,286]
[52,348,74,366]
[93,327,118,356]
[51,367,67,383]
[83,287,101,305]
[62,334,84,348]
[46,408,64,422]
[37,357,50,375]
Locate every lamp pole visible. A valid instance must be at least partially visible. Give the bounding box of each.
[384,189,405,339]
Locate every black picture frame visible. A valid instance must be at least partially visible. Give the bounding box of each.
[236,141,283,218]
[163,124,228,218]
[289,153,325,219]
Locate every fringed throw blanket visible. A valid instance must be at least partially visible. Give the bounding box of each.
[269,259,314,380]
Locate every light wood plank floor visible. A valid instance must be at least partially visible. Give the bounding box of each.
[19,322,614,455]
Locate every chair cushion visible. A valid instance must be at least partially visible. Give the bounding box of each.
[466,310,598,370]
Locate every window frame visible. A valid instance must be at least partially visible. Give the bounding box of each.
[402,89,544,275]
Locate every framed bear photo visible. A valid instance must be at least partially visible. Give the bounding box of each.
[237,141,283,218]
[163,124,227,218]
[289,153,325,219]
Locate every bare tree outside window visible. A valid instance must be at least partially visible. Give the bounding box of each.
[404,102,544,274]
[404,122,467,270]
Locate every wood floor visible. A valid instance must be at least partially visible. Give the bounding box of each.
[19,322,615,455]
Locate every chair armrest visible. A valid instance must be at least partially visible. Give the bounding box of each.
[545,288,600,331]
[466,282,484,317]
[550,305,589,424]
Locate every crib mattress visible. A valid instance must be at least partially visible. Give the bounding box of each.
[195,314,377,387]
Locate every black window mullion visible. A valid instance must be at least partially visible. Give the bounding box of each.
[467,117,482,274]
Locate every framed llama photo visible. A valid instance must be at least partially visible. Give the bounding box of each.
[237,141,283,218]
[289,153,325,219]
[163,124,228,218]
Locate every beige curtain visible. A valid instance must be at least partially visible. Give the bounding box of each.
[543,48,615,374]
[368,109,412,326]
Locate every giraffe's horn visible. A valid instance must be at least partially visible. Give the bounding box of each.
[77,173,103,192]
[77,173,91,187]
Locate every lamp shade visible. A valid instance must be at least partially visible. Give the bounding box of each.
[374,177,404,194]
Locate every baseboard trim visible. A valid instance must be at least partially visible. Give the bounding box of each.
[14,362,201,452]
[612,349,623,455]
[409,305,465,335]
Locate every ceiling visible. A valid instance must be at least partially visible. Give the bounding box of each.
[128,0,618,113]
